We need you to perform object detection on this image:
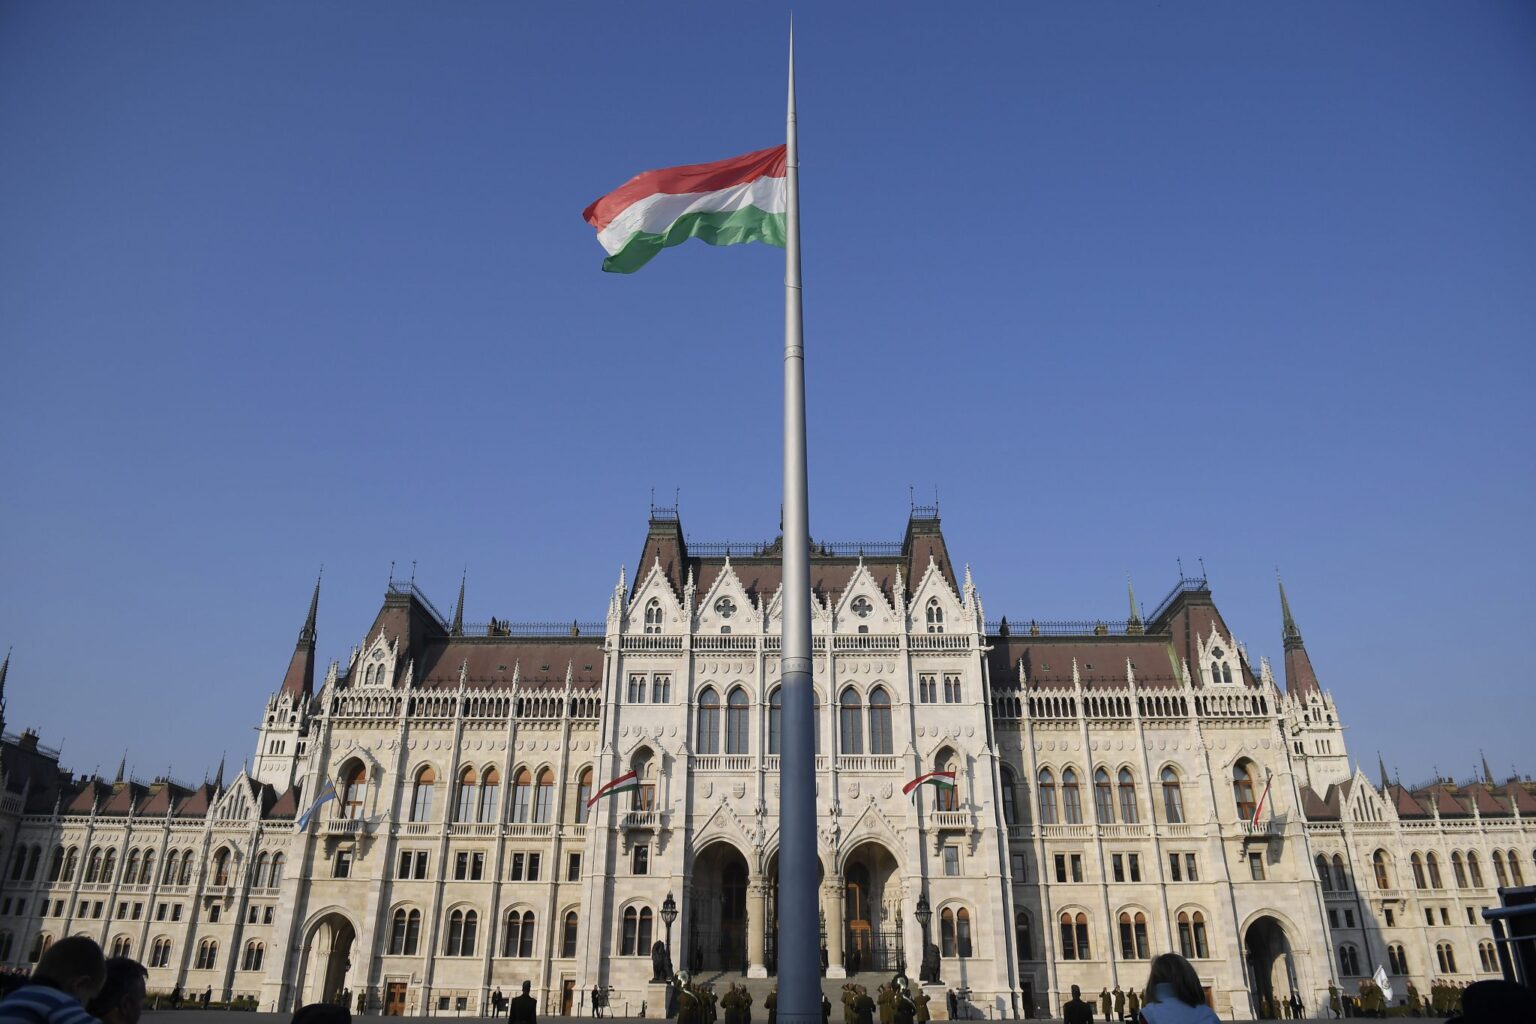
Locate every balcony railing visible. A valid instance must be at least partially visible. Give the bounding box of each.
[694,635,757,652]
[398,822,434,836]
[929,810,970,828]
[448,823,500,837]
[1039,824,1094,840]
[909,634,971,651]
[621,810,662,829]
[833,634,902,651]
[694,755,754,772]
[324,818,371,836]
[504,823,553,838]
[621,635,684,652]
[1240,820,1282,838]
[836,755,901,772]
[1099,824,1151,839]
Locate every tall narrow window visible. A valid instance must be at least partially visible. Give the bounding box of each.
[768,689,782,755]
[1000,768,1017,826]
[726,688,750,755]
[456,767,479,823]
[1316,854,1333,891]
[956,908,972,958]
[1509,850,1526,886]
[411,767,436,822]
[341,763,367,820]
[479,768,501,823]
[1333,854,1350,892]
[1493,851,1508,887]
[212,850,230,887]
[575,768,593,824]
[621,907,639,955]
[1117,769,1138,824]
[926,600,944,633]
[561,911,579,958]
[534,770,555,823]
[839,688,864,755]
[637,907,653,953]
[651,675,670,703]
[644,600,662,634]
[1038,769,1057,826]
[1232,761,1256,821]
[696,689,721,755]
[269,854,284,887]
[1373,850,1391,889]
[868,688,893,755]
[1411,853,1427,890]
[512,769,532,823]
[1014,911,1033,961]
[1452,852,1468,888]
[941,908,956,957]
[935,752,958,811]
[1427,852,1443,889]
[1468,852,1484,888]
[1094,768,1115,823]
[1161,767,1185,823]
[1062,768,1083,824]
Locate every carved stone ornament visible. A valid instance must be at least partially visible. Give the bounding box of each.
[880,783,893,800]
[703,782,714,799]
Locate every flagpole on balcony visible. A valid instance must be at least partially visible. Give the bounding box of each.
[778,19,821,1024]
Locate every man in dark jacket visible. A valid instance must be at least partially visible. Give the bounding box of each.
[1063,986,1093,1024]
[0,937,105,1024]
[509,981,537,1024]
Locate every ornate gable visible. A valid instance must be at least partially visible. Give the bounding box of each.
[833,561,900,633]
[907,556,962,634]
[696,558,760,634]
[626,558,683,635]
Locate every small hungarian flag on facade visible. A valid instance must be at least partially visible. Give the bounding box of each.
[1252,771,1273,827]
[902,771,957,799]
[587,770,641,808]
[583,145,787,273]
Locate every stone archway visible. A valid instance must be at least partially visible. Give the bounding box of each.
[296,912,358,1008]
[691,842,753,974]
[1245,915,1295,1020]
[839,840,903,976]
[763,848,827,978]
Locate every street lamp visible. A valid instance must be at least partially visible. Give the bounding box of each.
[914,893,937,984]
[661,892,678,969]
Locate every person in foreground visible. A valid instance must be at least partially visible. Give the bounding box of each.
[1136,954,1219,1024]
[509,980,538,1024]
[1444,978,1536,1023]
[0,936,106,1024]
[84,958,147,1024]
[1062,985,1093,1024]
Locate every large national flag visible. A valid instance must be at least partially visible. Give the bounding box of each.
[1252,771,1273,827]
[295,779,338,832]
[1372,965,1394,1004]
[587,770,642,808]
[583,145,787,273]
[902,771,957,799]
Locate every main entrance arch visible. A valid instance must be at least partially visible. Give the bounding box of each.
[295,911,358,1008]
[1244,915,1296,1019]
[691,842,752,973]
[840,840,903,975]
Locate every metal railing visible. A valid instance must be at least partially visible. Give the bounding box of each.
[1147,576,1210,624]
[462,621,604,637]
[986,619,1142,637]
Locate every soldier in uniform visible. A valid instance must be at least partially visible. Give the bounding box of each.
[893,979,915,1024]
[853,987,876,1024]
[1113,986,1125,1023]
[766,987,777,1024]
[1126,988,1139,1022]
[878,984,894,1024]
[1328,983,1340,1020]
[676,974,699,1024]
[1100,988,1112,1021]
[1405,981,1419,1017]
[913,987,930,1024]
[722,984,740,1024]
[842,985,855,1024]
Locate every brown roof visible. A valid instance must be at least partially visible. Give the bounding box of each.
[414,637,604,689]
[1504,783,1536,815]
[986,637,1184,689]
[1300,784,1339,821]
[1428,786,1473,818]
[1387,784,1431,819]
[266,783,301,820]
[175,783,215,818]
[1150,584,1258,687]
[98,782,145,817]
[65,780,111,815]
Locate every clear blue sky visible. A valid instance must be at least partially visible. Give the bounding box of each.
[2,3,1532,788]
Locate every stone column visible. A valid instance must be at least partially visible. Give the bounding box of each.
[748,877,770,978]
[823,877,846,978]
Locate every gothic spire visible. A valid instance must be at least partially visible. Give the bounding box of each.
[0,646,9,703]
[451,572,466,636]
[1277,575,1321,697]
[1482,751,1496,785]
[1126,574,1143,634]
[115,752,127,784]
[280,575,321,698]
[1378,752,1390,792]
[214,751,226,790]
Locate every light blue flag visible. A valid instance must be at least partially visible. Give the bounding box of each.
[295,779,338,832]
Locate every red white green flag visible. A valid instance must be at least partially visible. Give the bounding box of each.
[587,770,641,808]
[902,770,957,799]
[583,145,787,273]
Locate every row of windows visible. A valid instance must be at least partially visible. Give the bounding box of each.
[1370,848,1529,891]
[6,844,285,893]
[376,765,598,826]
[637,596,950,633]
[1048,908,1212,962]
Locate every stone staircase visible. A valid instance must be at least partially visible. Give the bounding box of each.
[685,972,944,1017]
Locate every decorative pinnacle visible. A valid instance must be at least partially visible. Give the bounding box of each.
[1126,573,1142,628]
[1481,750,1496,785]
[301,570,322,644]
[1378,752,1390,792]
[1277,573,1304,649]
[451,571,466,636]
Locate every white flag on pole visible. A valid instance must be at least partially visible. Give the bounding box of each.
[1372,965,1394,1004]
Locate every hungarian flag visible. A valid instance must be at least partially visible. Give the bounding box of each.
[583,145,787,273]
[1252,771,1273,827]
[902,771,957,799]
[587,770,642,808]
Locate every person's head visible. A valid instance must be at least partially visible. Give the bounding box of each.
[1070,986,1082,1000]
[86,958,148,1024]
[1144,953,1205,1007]
[292,1003,351,1024]
[33,936,107,1005]
[522,981,532,996]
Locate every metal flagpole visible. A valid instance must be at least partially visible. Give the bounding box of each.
[777,20,821,1024]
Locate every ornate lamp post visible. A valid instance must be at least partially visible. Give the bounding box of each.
[661,892,679,970]
[914,893,937,985]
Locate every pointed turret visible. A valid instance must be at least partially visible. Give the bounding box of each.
[451,572,466,636]
[1126,574,1144,635]
[279,575,321,698]
[214,752,226,791]
[0,647,9,734]
[1378,752,1390,792]
[115,752,127,784]
[1277,577,1321,697]
[1482,751,1496,785]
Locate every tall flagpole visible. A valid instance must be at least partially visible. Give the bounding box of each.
[778,20,821,1024]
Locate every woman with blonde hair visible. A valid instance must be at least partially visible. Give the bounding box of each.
[1137,953,1219,1024]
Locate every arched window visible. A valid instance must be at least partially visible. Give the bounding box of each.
[85,848,103,884]
[1094,769,1115,823]
[956,908,972,958]
[445,909,478,956]
[455,767,480,823]
[1373,850,1391,890]
[1000,767,1018,826]
[1176,911,1209,959]
[1388,943,1409,975]
[511,768,532,823]
[1427,852,1443,889]
[503,910,536,957]
[48,847,65,883]
[0,933,13,962]
[839,688,864,755]
[1014,911,1033,961]
[178,849,194,886]
[575,768,593,824]
[253,853,269,889]
[1411,853,1427,890]
[934,750,958,811]
[1058,912,1090,960]
[1118,911,1150,959]
[768,688,782,756]
[1332,854,1350,892]
[940,908,956,957]
[1478,941,1497,973]
[868,687,893,755]
[62,847,78,883]
[621,906,639,956]
[1161,768,1184,823]
[644,599,663,634]
[410,766,436,822]
[1062,768,1083,824]
[162,852,178,886]
[195,938,219,970]
[149,938,171,969]
[1316,854,1333,891]
[926,599,944,633]
[212,849,230,887]
[7,847,21,882]
[269,853,284,887]
[476,767,500,823]
[1468,852,1484,888]
[1493,851,1508,887]
[125,850,141,886]
[1232,761,1257,821]
[1117,769,1138,824]
[1509,850,1525,886]
[340,762,367,820]
[561,911,579,958]
[100,848,117,884]
[696,688,721,755]
[1339,944,1360,977]
[534,769,555,823]
[1038,769,1057,826]
[241,941,265,972]
[1436,942,1456,974]
[726,688,750,755]
[110,935,131,959]
[389,908,422,955]
[1452,852,1468,888]
[139,849,155,885]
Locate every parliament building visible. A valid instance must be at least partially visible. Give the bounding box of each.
[0,507,1531,1018]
